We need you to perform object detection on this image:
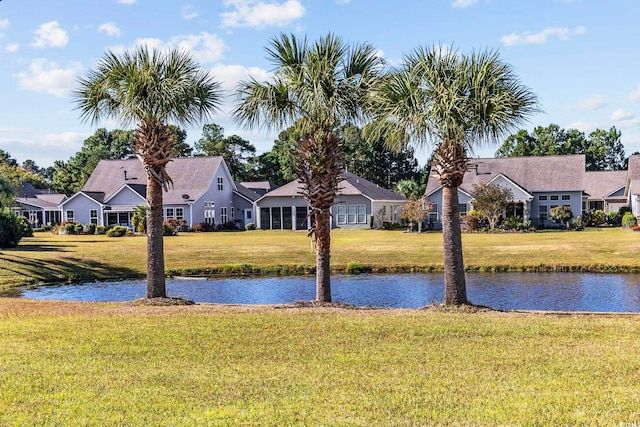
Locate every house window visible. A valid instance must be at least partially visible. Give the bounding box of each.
[357,205,366,223]
[459,203,468,216]
[217,177,224,191]
[231,207,235,219]
[337,205,347,224]
[561,195,571,201]
[165,208,174,219]
[429,203,438,224]
[220,207,228,223]
[347,205,357,224]
[204,206,215,225]
[538,195,548,201]
[538,205,548,221]
[550,195,559,201]
[65,210,74,222]
[90,210,98,225]
[246,210,252,220]
[204,201,215,207]
[175,208,184,220]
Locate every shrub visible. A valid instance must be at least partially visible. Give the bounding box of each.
[163,218,188,233]
[245,222,256,231]
[571,216,583,230]
[192,223,204,232]
[96,225,106,235]
[583,210,607,227]
[607,211,622,227]
[502,216,523,231]
[74,223,84,234]
[461,214,479,232]
[550,206,573,226]
[345,261,370,274]
[619,206,632,216]
[0,209,22,248]
[62,221,77,234]
[85,223,97,235]
[16,216,33,237]
[106,226,128,237]
[163,223,177,236]
[622,213,638,228]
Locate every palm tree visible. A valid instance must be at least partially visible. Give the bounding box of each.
[131,205,146,233]
[370,46,538,305]
[74,46,222,299]
[233,33,384,302]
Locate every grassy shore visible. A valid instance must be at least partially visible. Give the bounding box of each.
[1,299,639,426]
[1,227,639,290]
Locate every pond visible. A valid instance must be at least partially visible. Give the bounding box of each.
[15,273,640,312]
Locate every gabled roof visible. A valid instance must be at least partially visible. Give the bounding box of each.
[257,171,407,203]
[82,157,227,204]
[426,155,587,195]
[240,181,278,192]
[234,183,261,202]
[584,170,628,200]
[626,155,640,197]
[15,182,66,208]
[104,183,147,203]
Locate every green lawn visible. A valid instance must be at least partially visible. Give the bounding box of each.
[1,227,639,290]
[1,300,639,426]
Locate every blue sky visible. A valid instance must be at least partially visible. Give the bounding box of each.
[1,0,640,168]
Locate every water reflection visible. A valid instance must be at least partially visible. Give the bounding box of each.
[16,273,640,312]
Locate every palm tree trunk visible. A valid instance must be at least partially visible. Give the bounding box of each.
[314,209,332,302]
[146,170,166,298]
[441,184,468,305]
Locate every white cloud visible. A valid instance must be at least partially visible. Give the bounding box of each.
[611,108,635,122]
[5,43,18,53]
[221,0,305,28]
[575,95,607,111]
[0,19,9,30]
[112,32,226,64]
[629,83,640,102]
[15,58,82,98]
[210,63,271,92]
[501,26,586,46]
[567,121,597,133]
[0,128,87,166]
[98,22,121,38]
[31,21,69,48]
[182,5,199,20]
[452,0,478,8]
[337,0,352,4]
[117,0,137,4]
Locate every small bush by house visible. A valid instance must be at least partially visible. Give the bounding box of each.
[106,226,128,237]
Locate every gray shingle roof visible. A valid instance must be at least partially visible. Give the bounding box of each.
[426,155,587,195]
[82,157,224,204]
[234,183,261,202]
[584,170,627,200]
[16,182,66,208]
[260,171,407,202]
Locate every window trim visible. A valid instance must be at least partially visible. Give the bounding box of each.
[65,210,75,222]
[561,194,571,201]
[217,177,224,191]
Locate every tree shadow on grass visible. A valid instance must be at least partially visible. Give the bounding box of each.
[0,252,142,291]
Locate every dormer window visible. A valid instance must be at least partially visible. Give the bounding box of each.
[217,177,224,191]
